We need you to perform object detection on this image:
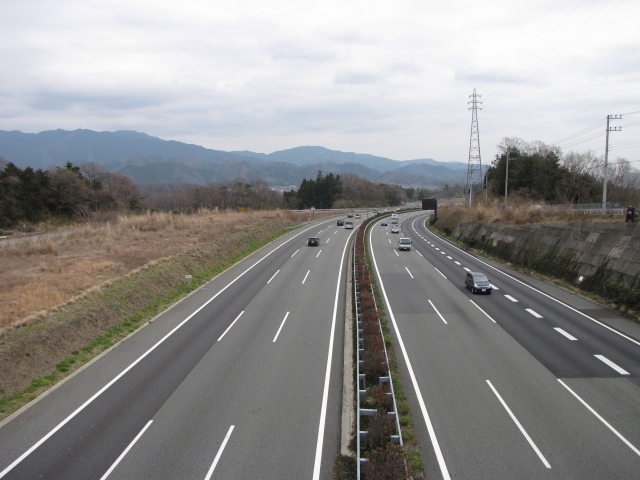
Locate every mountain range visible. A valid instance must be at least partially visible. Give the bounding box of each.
[0,129,467,187]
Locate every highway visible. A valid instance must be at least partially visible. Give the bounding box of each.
[0,215,364,479]
[370,211,640,479]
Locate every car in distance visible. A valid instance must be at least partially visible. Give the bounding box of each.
[381,220,388,226]
[398,238,412,251]
[355,213,361,219]
[345,221,354,229]
[391,226,400,234]
[308,237,320,246]
[337,219,344,226]
[347,213,354,218]
[465,272,492,294]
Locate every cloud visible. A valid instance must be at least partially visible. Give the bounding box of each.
[333,70,385,85]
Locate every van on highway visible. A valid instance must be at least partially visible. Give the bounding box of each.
[398,238,412,251]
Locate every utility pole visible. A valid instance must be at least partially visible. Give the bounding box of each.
[504,147,510,204]
[466,89,482,207]
[602,114,622,213]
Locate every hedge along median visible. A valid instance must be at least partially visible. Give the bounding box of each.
[0,218,296,420]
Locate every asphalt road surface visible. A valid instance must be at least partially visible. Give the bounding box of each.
[370,211,640,479]
[0,214,367,480]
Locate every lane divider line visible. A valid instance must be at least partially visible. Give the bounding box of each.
[486,380,551,469]
[326,238,331,243]
[554,327,577,341]
[100,420,153,480]
[558,379,640,456]
[0,218,329,478]
[369,223,451,480]
[463,267,471,272]
[267,270,280,284]
[291,249,299,258]
[204,425,235,480]
[312,228,356,480]
[504,295,518,302]
[594,354,630,375]
[405,267,414,279]
[490,283,499,290]
[421,220,640,347]
[394,250,399,257]
[454,261,461,265]
[273,312,290,343]
[470,300,497,323]
[446,256,452,259]
[416,251,424,257]
[317,250,322,258]
[302,270,311,284]
[217,311,245,341]
[428,300,448,324]
[526,308,543,318]
[434,267,447,279]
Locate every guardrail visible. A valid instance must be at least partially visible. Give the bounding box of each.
[354,216,405,478]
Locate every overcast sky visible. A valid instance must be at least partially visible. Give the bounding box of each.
[1,0,638,163]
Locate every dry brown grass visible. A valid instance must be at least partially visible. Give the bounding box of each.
[0,209,300,331]
[436,200,624,234]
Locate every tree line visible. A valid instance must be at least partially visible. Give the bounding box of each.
[0,161,141,228]
[484,137,639,204]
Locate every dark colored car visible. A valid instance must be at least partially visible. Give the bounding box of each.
[465,272,492,294]
[308,237,320,246]
[381,220,388,226]
[337,219,344,226]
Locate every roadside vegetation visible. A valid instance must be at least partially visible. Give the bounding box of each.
[0,209,301,420]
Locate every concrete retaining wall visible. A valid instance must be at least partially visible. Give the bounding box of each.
[451,221,640,284]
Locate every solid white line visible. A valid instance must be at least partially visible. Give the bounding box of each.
[505,295,518,302]
[217,311,245,341]
[463,267,471,272]
[424,224,640,347]
[302,270,310,284]
[526,308,543,318]
[312,228,356,480]
[434,267,447,279]
[594,354,630,375]
[394,250,399,257]
[0,218,328,479]
[204,425,235,480]
[100,420,153,480]
[554,327,577,341]
[369,224,451,480]
[267,269,280,284]
[454,261,461,265]
[558,379,640,456]
[446,256,452,259]
[470,300,497,323]
[428,300,448,324]
[490,283,499,290]
[273,312,290,342]
[417,251,423,257]
[291,249,299,257]
[486,380,551,469]
[317,250,322,258]
[405,267,414,279]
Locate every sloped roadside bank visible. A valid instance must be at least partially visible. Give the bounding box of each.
[0,218,296,421]
[429,214,640,323]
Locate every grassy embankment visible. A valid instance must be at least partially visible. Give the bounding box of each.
[431,204,640,321]
[0,209,309,420]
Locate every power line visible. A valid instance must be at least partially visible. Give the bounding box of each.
[485,0,624,106]
[553,118,607,144]
[484,0,604,98]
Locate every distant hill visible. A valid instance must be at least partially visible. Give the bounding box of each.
[0,129,467,186]
[0,155,8,169]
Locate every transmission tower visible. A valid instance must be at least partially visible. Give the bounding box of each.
[466,89,482,206]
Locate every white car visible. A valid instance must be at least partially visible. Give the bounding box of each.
[391,226,400,234]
